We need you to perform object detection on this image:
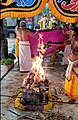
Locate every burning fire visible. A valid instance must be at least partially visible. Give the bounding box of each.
[14,33,53,111]
[22,33,46,89]
[21,33,49,105]
[31,33,46,81]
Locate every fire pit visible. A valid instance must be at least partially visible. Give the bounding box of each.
[15,35,53,111]
[21,73,49,106]
[15,68,52,111]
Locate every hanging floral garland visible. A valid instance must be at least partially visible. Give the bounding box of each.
[1,0,48,19]
[48,0,78,23]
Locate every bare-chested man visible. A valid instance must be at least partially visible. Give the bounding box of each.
[15,21,38,72]
[69,27,78,62]
[65,27,78,103]
[15,21,37,41]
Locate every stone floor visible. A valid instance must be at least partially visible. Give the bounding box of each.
[1,55,78,120]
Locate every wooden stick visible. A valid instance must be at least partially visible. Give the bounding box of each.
[17,115,36,120]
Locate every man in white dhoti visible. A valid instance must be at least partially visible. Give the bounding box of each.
[66,27,78,80]
[15,21,37,72]
[65,27,78,103]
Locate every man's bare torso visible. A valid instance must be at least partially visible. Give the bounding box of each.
[17,29,30,41]
[15,26,35,41]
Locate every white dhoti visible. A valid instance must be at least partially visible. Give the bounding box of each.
[19,41,32,72]
[65,58,78,80]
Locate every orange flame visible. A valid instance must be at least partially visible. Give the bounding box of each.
[31,33,46,81]
[22,33,46,88]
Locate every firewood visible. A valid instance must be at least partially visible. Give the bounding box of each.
[38,112,46,120]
